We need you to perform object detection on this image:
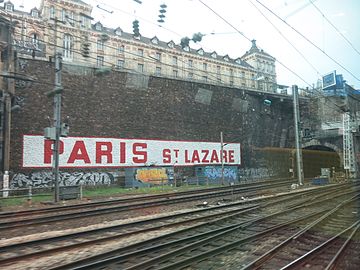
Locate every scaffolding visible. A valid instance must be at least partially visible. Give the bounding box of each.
[343,113,357,178]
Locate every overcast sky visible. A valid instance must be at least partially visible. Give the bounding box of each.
[9,0,360,89]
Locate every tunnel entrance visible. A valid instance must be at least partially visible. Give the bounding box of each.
[302,145,342,178]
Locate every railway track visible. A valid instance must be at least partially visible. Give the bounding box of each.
[47,186,358,270]
[0,185,330,267]
[0,179,302,232]
[241,195,360,270]
[0,181,350,269]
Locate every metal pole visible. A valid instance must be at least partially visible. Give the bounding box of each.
[3,20,15,177]
[221,131,224,185]
[53,19,62,202]
[292,85,304,186]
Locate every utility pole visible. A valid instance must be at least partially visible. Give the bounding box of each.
[292,85,304,185]
[220,131,224,185]
[52,18,62,202]
[3,19,15,183]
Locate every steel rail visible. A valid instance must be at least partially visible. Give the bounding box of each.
[0,180,319,230]
[48,188,358,270]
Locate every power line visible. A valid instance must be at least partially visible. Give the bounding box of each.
[196,0,352,115]
[254,0,360,83]
[248,0,322,77]
[309,0,360,58]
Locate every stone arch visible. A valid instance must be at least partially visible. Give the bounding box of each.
[301,139,343,178]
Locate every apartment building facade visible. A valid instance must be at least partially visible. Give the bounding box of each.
[1,0,277,92]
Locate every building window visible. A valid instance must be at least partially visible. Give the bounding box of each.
[217,65,221,74]
[97,56,104,67]
[61,9,66,22]
[69,11,74,22]
[30,33,39,45]
[172,56,178,66]
[31,9,39,17]
[151,37,159,44]
[217,77,222,83]
[188,59,193,68]
[155,67,161,75]
[188,72,193,79]
[173,70,178,78]
[50,6,55,19]
[5,3,13,11]
[117,59,124,69]
[80,15,86,28]
[155,52,161,61]
[118,45,124,54]
[97,40,104,51]
[115,28,122,36]
[203,63,207,71]
[202,76,208,82]
[241,71,245,78]
[168,41,174,48]
[137,48,144,57]
[63,34,73,60]
[230,69,234,81]
[138,63,144,72]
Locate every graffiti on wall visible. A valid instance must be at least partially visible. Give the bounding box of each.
[10,171,116,188]
[135,168,171,185]
[238,167,275,180]
[202,166,238,181]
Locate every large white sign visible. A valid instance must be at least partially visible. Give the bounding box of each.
[23,135,241,168]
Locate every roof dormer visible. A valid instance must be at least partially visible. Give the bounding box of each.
[30,7,40,18]
[197,48,204,55]
[94,21,103,31]
[223,55,230,62]
[183,45,190,52]
[167,40,175,48]
[114,27,122,36]
[211,51,217,59]
[235,58,242,65]
[151,36,159,45]
[4,1,14,12]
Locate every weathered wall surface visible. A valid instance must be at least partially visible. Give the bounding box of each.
[9,59,297,186]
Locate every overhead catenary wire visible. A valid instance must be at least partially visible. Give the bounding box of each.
[196,0,354,115]
[253,0,360,83]
[309,0,360,58]
[248,0,322,77]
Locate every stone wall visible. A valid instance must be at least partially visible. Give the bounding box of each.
[9,58,297,186]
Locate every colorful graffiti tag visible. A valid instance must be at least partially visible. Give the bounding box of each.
[135,168,169,185]
[203,166,238,181]
[11,171,116,188]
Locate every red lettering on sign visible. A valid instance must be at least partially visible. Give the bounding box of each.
[67,141,91,164]
[228,150,235,163]
[201,150,210,163]
[163,149,171,164]
[223,150,228,162]
[96,142,113,164]
[185,150,191,163]
[120,142,126,163]
[44,140,64,164]
[174,149,179,158]
[210,150,219,163]
[133,143,147,163]
[191,150,200,163]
